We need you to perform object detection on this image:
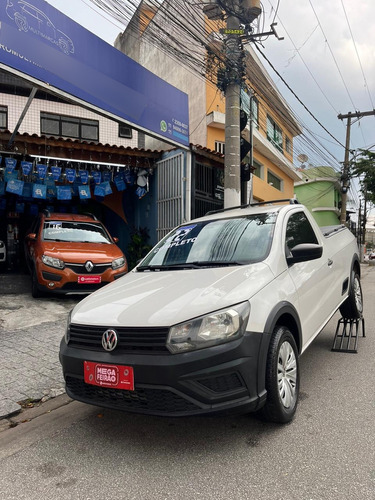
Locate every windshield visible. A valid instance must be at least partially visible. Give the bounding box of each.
[139,213,277,270]
[42,221,112,243]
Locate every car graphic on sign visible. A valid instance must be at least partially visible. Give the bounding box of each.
[6,0,74,55]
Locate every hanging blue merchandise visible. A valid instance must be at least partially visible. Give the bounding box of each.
[124,170,135,185]
[135,186,147,199]
[32,183,47,199]
[94,184,106,197]
[45,179,57,199]
[78,185,91,200]
[51,166,62,181]
[102,171,111,182]
[22,182,33,198]
[0,181,5,195]
[92,171,102,185]
[21,161,33,176]
[0,198,6,211]
[36,164,48,180]
[6,178,24,196]
[5,157,17,172]
[4,170,18,182]
[15,202,25,213]
[65,168,76,183]
[103,181,112,195]
[114,173,126,191]
[57,185,72,200]
[79,170,89,184]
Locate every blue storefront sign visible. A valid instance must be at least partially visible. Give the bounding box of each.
[0,0,189,147]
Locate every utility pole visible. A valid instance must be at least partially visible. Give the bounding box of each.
[338,109,375,225]
[224,2,242,208]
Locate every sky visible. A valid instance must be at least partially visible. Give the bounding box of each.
[45,0,375,211]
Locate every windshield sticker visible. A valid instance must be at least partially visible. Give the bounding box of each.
[165,225,197,248]
[46,222,62,229]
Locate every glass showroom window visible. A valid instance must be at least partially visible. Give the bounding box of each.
[41,113,99,141]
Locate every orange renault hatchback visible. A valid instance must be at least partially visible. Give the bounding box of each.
[25,211,128,297]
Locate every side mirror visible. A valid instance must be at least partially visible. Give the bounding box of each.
[26,233,37,241]
[287,243,323,265]
[113,237,119,243]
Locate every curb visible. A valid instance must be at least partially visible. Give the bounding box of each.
[0,393,72,433]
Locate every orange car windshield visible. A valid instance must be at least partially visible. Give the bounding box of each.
[42,221,111,243]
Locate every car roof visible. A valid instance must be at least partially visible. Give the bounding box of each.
[42,213,100,223]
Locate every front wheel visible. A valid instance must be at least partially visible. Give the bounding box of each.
[260,325,299,424]
[339,271,363,319]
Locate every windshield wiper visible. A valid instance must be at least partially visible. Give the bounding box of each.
[137,261,243,271]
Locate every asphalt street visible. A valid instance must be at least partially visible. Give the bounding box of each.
[0,266,374,499]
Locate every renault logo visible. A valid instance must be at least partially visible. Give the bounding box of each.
[85,261,94,272]
[102,329,118,351]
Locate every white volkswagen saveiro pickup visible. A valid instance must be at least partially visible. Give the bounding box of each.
[60,200,362,423]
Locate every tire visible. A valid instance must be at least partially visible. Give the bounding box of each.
[260,325,300,424]
[31,269,42,298]
[339,271,363,319]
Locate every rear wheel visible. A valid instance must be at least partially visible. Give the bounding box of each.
[260,325,299,424]
[339,271,363,319]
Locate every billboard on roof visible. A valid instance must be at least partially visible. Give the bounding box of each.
[0,0,189,147]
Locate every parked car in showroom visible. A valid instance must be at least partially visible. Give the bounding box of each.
[25,211,127,297]
[60,200,362,424]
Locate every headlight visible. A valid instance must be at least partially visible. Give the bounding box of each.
[167,302,250,354]
[42,254,65,269]
[112,256,125,270]
[65,310,72,344]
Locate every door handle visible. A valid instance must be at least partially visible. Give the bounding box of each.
[328,259,333,266]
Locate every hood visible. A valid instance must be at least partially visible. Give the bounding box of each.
[42,241,122,262]
[71,263,275,327]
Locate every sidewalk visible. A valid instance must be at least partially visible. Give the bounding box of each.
[0,273,80,419]
[0,265,373,421]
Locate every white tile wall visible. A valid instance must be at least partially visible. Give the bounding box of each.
[0,93,138,148]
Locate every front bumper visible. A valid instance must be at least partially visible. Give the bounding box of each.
[59,331,269,417]
[35,263,127,294]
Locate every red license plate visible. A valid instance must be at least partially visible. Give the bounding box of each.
[84,361,134,390]
[78,275,101,284]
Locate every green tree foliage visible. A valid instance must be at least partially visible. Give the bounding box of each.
[351,150,375,204]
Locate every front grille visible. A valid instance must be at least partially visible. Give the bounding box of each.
[65,263,112,274]
[198,372,244,393]
[69,323,170,353]
[66,376,199,414]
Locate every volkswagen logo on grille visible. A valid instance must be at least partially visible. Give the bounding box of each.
[102,329,118,351]
[85,261,94,272]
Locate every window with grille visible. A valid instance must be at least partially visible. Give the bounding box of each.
[253,159,263,179]
[0,106,8,129]
[41,112,99,141]
[215,141,225,154]
[119,123,132,138]
[266,115,283,152]
[267,170,283,191]
[251,97,259,128]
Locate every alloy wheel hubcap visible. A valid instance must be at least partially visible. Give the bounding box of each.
[278,341,297,408]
